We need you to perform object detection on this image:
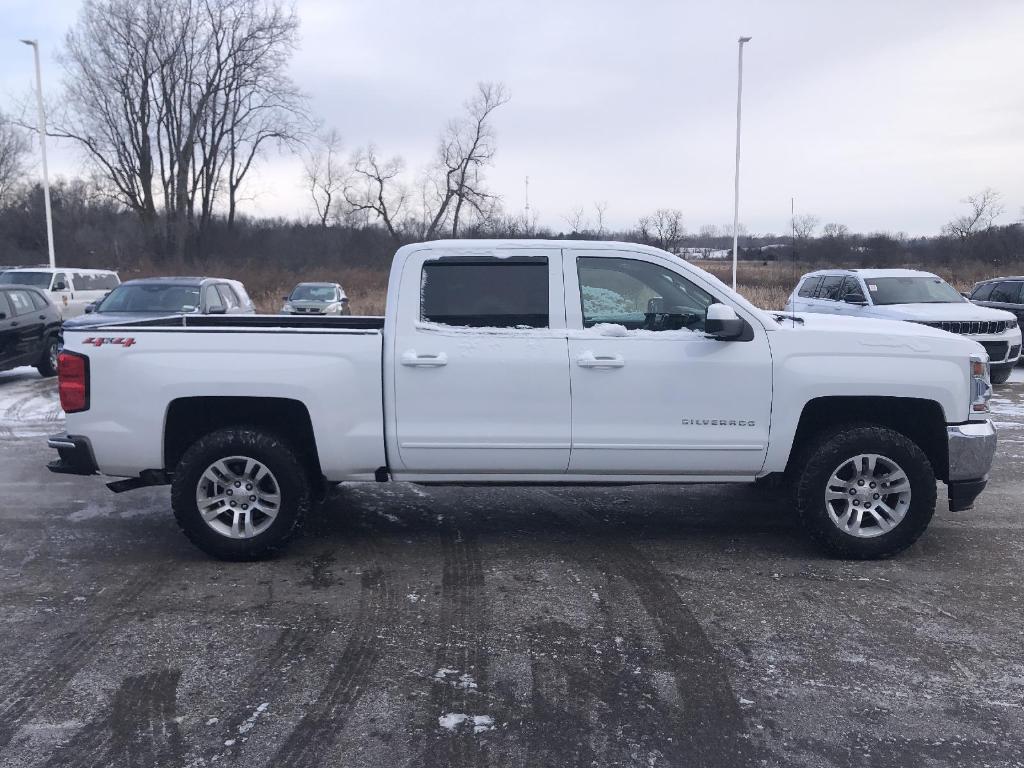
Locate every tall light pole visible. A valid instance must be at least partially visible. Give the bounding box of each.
[731,36,751,291]
[20,39,55,269]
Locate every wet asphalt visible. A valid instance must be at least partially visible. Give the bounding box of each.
[0,368,1022,767]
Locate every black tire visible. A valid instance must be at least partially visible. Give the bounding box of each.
[990,364,1012,386]
[794,424,936,559]
[171,427,310,560]
[36,336,59,378]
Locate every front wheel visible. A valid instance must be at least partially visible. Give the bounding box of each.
[171,428,311,560]
[795,425,936,559]
[990,364,1013,386]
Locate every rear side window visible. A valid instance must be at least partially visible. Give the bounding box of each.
[840,276,866,301]
[990,281,1023,304]
[818,275,846,301]
[797,276,822,298]
[421,257,549,328]
[0,292,10,317]
[93,273,120,290]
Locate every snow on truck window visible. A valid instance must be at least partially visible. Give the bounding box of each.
[577,257,715,332]
[420,257,548,329]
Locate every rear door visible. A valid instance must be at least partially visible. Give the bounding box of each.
[390,246,571,475]
[0,292,18,367]
[789,275,823,312]
[6,289,45,363]
[813,274,847,314]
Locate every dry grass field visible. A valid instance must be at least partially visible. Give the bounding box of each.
[244,258,1014,315]
[122,255,1019,316]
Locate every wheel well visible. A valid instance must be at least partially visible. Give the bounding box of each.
[164,397,321,478]
[788,397,949,481]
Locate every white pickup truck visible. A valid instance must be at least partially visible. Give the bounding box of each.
[48,240,998,560]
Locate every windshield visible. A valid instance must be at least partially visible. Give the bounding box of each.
[0,271,51,289]
[290,285,337,302]
[865,276,965,305]
[98,284,201,313]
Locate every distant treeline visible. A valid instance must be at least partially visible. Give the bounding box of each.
[0,180,1021,275]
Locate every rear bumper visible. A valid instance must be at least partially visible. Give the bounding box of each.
[46,434,99,476]
[945,420,996,511]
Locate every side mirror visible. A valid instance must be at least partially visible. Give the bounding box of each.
[282,295,290,301]
[84,304,95,314]
[961,292,972,299]
[843,293,868,305]
[53,281,67,291]
[207,305,227,315]
[705,304,744,340]
[0,312,6,320]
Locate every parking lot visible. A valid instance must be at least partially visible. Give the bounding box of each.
[1,367,1022,768]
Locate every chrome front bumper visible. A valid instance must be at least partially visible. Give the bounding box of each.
[947,420,997,482]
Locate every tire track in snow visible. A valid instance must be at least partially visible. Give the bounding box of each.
[541,490,757,767]
[268,558,398,767]
[43,669,183,768]
[0,569,165,748]
[418,524,491,768]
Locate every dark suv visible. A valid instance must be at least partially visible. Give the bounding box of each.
[0,286,63,377]
[969,277,1024,325]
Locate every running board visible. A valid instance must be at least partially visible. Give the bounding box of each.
[107,469,170,494]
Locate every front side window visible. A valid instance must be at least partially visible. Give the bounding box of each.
[971,283,995,301]
[818,275,846,301]
[7,290,34,316]
[0,271,51,289]
[840,276,867,302]
[577,257,715,332]
[421,257,549,328]
[989,281,1022,304]
[866,276,964,305]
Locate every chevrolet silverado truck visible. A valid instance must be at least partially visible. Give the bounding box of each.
[47,240,998,560]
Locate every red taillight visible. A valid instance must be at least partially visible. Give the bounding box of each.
[58,351,90,413]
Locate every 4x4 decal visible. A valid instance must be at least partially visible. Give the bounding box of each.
[82,337,136,348]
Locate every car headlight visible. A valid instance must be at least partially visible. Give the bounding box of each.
[970,353,991,415]
[282,303,294,312]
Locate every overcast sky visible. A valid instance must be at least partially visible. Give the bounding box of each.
[1,0,1022,236]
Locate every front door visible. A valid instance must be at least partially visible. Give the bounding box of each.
[0,292,18,367]
[5,289,45,365]
[564,249,773,476]
[391,247,571,475]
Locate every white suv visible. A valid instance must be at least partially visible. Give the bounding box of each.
[787,269,1021,384]
[0,267,121,319]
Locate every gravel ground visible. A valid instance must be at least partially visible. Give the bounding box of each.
[0,367,1022,767]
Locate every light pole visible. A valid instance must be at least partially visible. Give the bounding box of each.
[731,35,751,291]
[20,39,55,269]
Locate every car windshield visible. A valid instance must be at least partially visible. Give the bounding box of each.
[864,276,965,305]
[98,284,201,313]
[290,285,337,302]
[0,271,51,288]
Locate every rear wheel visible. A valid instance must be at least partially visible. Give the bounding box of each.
[36,336,59,378]
[795,424,936,559]
[171,427,310,560]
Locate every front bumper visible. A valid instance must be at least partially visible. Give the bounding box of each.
[945,420,997,511]
[46,434,99,476]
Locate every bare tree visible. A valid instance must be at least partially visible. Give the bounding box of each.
[593,201,608,237]
[563,206,586,235]
[304,129,346,227]
[423,82,510,238]
[55,0,305,258]
[942,188,1004,240]
[638,208,685,252]
[343,145,407,241]
[0,115,29,203]
[791,213,820,240]
[822,222,850,239]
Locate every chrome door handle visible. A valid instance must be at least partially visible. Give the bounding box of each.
[576,351,625,368]
[401,350,448,367]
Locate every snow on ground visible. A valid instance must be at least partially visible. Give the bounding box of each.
[0,367,63,439]
[989,366,1024,459]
